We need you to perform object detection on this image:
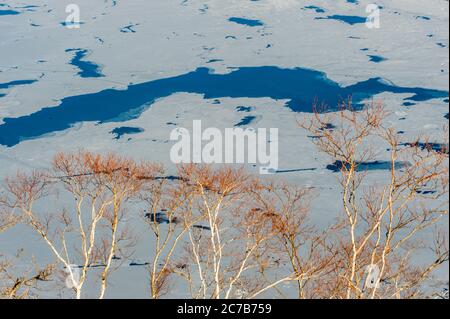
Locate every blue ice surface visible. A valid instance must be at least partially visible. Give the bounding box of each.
[110,126,144,140]
[368,55,387,63]
[316,15,367,25]
[66,49,104,78]
[228,17,264,27]
[0,66,448,147]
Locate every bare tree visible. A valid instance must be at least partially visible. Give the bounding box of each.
[170,165,310,299]
[1,111,447,300]
[300,101,449,299]
[0,198,54,299]
[1,151,155,298]
[249,182,338,299]
[138,165,203,299]
[0,259,53,299]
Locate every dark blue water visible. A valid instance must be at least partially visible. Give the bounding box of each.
[416,190,437,195]
[0,80,37,90]
[145,211,177,225]
[110,126,144,140]
[0,10,20,16]
[276,168,317,174]
[60,22,84,27]
[66,49,104,78]
[120,24,138,33]
[368,55,387,63]
[236,106,253,113]
[303,6,326,13]
[206,59,223,64]
[316,15,367,25]
[0,80,37,98]
[319,123,336,131]
[402,142,449,155]
[0,66,447,147]
[327,160,409,172]
[228,17,264,27]
[235,116,257,127]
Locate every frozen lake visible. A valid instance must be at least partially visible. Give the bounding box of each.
[0,0,448,298]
